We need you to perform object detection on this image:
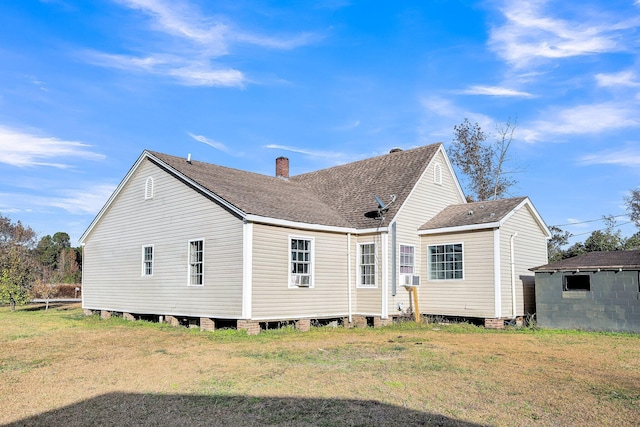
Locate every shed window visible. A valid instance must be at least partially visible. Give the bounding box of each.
[428,243,463,280]
[145,177,154,199]
[188,239,204,286]
[564,274,590,291]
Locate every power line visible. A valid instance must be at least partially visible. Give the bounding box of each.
[551,214,629,227]
[568,221,634,238]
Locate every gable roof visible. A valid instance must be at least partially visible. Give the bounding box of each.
[418,197,550,237]
[291,144,444,229]
[81,143,447,241]
[531,250,640,272]
[148,152,353,228]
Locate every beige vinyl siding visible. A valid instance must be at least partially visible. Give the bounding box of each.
[420,230,496,317]
[353,233,383,315]
[251,224,350,319]
[499,205,549,317]
[83,159,244,318]
[388,149,467,315]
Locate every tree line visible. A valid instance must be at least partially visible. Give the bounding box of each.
[450,118,640,263]
[0,213,81,310]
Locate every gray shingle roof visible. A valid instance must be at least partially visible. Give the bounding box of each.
[149,143,441,229]
[531,250,640,272]
[419,197,527,231]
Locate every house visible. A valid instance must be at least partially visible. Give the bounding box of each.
[531,250,640,333]
[80,143,551,333]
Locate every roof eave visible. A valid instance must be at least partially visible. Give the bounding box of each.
[418,222,501,235]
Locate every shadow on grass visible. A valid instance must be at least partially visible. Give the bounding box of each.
[6,392,487,426]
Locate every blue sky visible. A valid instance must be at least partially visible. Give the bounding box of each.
[1,0,639,245]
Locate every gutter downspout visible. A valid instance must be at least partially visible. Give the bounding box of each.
[347,233,352,323]
[510,233,518,318]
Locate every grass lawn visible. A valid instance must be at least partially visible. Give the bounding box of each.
[1,303,639,426]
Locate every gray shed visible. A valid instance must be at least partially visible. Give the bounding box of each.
[531,250,640,333]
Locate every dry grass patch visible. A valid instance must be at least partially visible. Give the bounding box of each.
[1,304,639,426]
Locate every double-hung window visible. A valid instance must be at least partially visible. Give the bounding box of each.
[359,243,376,287]
[399,244,415,274]
[290,237,313,287]
[142,245,153,276]
[428,243,463,280]
[188,239,204,286]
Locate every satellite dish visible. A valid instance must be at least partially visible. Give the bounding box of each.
[374,194,396,213]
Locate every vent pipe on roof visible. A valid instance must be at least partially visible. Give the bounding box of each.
[276,156,289,179]
[187,153,192,164]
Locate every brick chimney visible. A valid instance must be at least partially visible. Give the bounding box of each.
[276,156,289,179]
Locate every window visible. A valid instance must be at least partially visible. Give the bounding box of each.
[290,237,313,287]
[188,239,204,286]
[433,163,442,185]
[359,243,376,287]
[428,243,463,280]
[145,177,154,200]
[400,244,415,274]
[564,275,590,291]
[142,245,153,276]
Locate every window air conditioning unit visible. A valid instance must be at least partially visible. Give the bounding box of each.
[401,274,420,287]
[292,275,311,287]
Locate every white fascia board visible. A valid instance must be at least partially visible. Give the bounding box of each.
[390,144,466,225]
[418,222,501,235]
[498,197,552,239]
[80,150,247,243]
[244,214,388,234]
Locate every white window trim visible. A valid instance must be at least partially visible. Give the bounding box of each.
[399,243,415,275]
[357,241,378,288]
[141,244,154,277]
[187,238,205,287]
[427,242,465,281]
[144,176,154,200]
[433,163,443,185]
[288,235,315,288]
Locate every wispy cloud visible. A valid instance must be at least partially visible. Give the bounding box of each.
[457,85,534,97]
[188,132,242,156]
[521,102,640,142]
[88,0,320,86]
[0,183,115,216]
[332,120,360,131]
[0,125,105,168]
[265,144,345,160]
[595,70,640,88]
[579,146,640,167]
[489,1,640,68]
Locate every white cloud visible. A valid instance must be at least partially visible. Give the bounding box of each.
[489,1,640,68]
[188,132,242,156]
[521,103,640,142]
[0,183,115,216]
[0,125,105,168]
[457,85,534,97]
[265,144,345,160]
[92,0,320,86]
[579,146,640,167]
[595,70,640,88]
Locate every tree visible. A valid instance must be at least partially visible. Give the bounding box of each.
[0,214,37,310]
[583,215,623,252]
[625,188,640,227]
[547,226,572,262]
[450,118,517,201]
